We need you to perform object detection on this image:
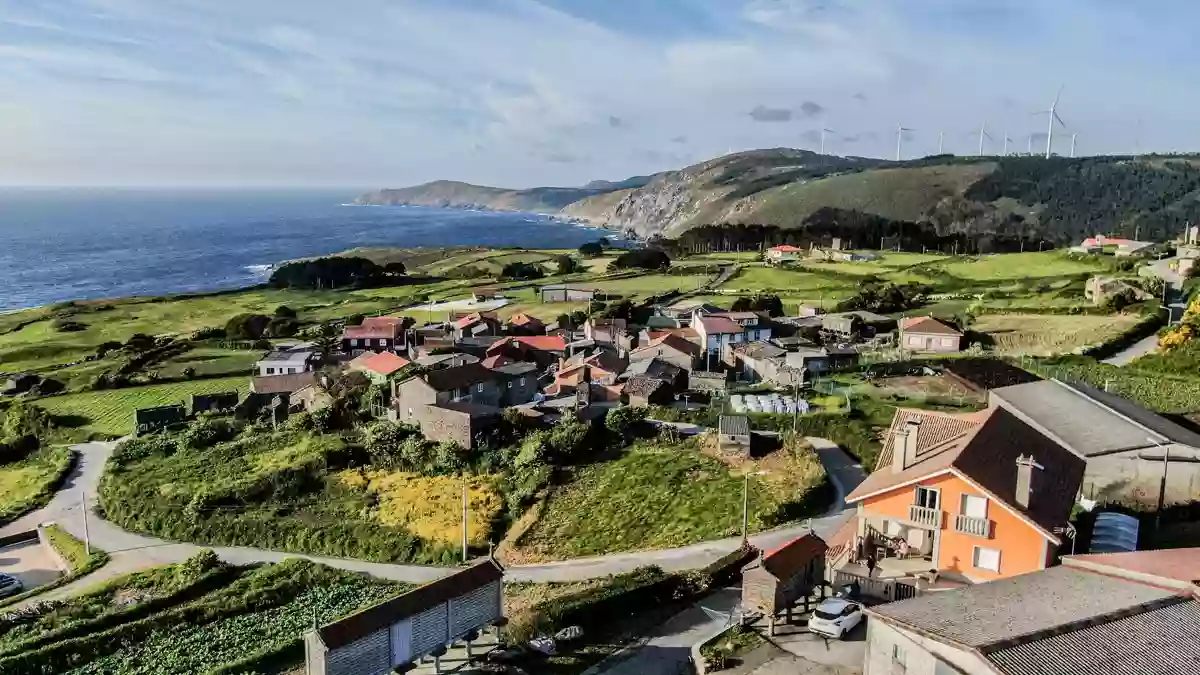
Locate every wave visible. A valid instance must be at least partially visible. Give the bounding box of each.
[245,264,274,276]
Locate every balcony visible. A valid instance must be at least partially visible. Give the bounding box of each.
[909,504,942,528]
[954,514,992,538]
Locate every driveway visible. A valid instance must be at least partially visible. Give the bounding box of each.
[0,539,62,595]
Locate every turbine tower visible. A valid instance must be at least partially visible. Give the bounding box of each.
[895,123,913,161]
[1003,131,1012,155]
[938,131,944,155]
[1070,133,1078,158]
[1027,135,1033,155]
[1038,86,1066,159]
[978,120,993,157]
[820,127,835,155]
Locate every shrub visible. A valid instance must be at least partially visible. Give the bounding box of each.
[178,418,238,451]
[274,305,297,319]
[265,317,299,338]
[181,367,197,379]
[285,411,315,432]
[346,313,366,326]
[446,265,490,280]
[500,261,546,281]
[190,326,226,340]
[555,255,580,275]
[28,378,64,396]
[110,435,177,467]
[225,314,271,340]
[94,341,123,358]
[578,241,604,257]
[610,248,670,270]
[363,421,419,467]
[604,405,646,439]
[50,318,87,332]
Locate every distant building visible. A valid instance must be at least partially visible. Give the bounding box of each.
[256,348,315,377]
[742,534,828,633]
[504,312,546,336]
[133,404,187,436]
[624,375,673,407]
[821,311,896,340]
[251,371,320,396]
[347,351,412,384]
[717,415,751,456]
[190,391,239,416]
[899,316,963,353]
[539,284,596,303]
[342,316,406,354]
[451,312,502,340]
[765,244,805,265]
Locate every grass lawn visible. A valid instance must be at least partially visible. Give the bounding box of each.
[720,265,854,293]
[34,376,249,437]
[515,438,827,561]
[589,274,712,296]
[156,347,261,378]
[973,313,1143,356]
[0,446,72,523]
[936,251,1105,281]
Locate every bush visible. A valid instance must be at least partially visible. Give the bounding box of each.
[346,313,366,326]
[181,367,197,379]
[611,248,670,271]
[268,256,385,289]
[363,421,419,467]
[178,418,238,451]
[605,406,646,439]
[50,318,87,332]
[110,435,178,467]
[225,314,271,340]
[190,326,225,340]
[94,341,123,358]
[500,261,546,281]
[578,241,604,257]
[555,255,580,275]
[446,265,490,280]
[273,305,297,319]
[265,317,299,338]
[730,294,784,317]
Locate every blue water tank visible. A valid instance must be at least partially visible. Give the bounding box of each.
[1089,512,1139,553]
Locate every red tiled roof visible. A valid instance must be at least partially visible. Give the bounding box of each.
[453,312,483,329]
[491,335,566,352]
[769,245,804,252]
[344,316,403,340]
[901,316,962,336]
[481,354,514,369]
[634,333,701,358]
[356,351,410,376]
[749,534,828,580]
[507,312,543,327]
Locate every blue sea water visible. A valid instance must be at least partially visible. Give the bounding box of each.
[0,188,616,311]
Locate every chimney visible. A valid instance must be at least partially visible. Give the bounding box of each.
[1015,455,1044,508]
[893,419,921,473]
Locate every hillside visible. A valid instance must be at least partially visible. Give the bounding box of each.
[361,151,1200,247]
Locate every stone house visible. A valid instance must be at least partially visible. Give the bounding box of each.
[486,336,567,371]
[1085,276,1153,306]
[133,404,187,436]
[689,370,728,394]
[190,391,239,415]
[784,344,859,376]
[900,316,963,353]
[585,318,634,350]
[622,358,686,392]
[480,354,540,406]
[624,375,673,407]
[728,341,788,382]
[251,371,320,396]
[305,559,505,675]
[717,415,751,455]
[629,333,699,372]
[821,311,896,340]
[742,534,828,632]
[417,402,501,449]
[392,363,501,425]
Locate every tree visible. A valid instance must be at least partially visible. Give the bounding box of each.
[605,406,646,439]
[347,313,366,326]
[265,317,298,338]
[500,261,546,281]
[313,323,340,358]
[578,241,604,257]
[556,313,574,330]
[555,255,580,275]
[383,262,407,276]
[268,256,385,289]
[611,248,670,270]
[731,294,785,317]
[225,314,271,340]
[274,305,297,319]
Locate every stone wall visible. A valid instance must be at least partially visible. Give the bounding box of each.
[418,405,475,448]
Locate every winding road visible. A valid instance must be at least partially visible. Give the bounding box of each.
[0,437,865,605]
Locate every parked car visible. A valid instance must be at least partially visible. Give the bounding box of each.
[808,597,863,639]
[0,573,23,599]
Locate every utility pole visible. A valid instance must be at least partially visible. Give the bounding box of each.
[462,481,469,563]
[792,382,800,433]
[1154,439,1170,534]
[741,474,750,545]
[81,491,91,557]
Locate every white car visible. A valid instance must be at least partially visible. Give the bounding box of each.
[808,597,864,639]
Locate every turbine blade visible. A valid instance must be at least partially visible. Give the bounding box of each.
[1052,84,1064,108]
[1054,111,1066,127]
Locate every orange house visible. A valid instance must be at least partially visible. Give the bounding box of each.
[842,407,1085,588]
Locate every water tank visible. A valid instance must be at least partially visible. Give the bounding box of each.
[1089,512,1139,553]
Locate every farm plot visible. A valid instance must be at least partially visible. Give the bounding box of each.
[720,265,854,294]
[973,313,1142,356]
[936,251,1105,281]
[34,376,249,437]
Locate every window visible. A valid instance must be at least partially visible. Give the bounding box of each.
[915,486,939,510]
[378,339,387,347]
[266,367,274,375]
[907,335,923,346]
[973,546,1001,572]
[287,368,295,374]
[351,339,359,347]
[892,644,906,670]
[507,381,513,389]
[961,494,988,519]
[940,337,956,347]
[477,383,484,392]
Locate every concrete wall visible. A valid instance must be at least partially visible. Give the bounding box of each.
[865,620,993,675]
[393,379,437,423]
[418,405,476,448]
[1082,448,1200,507]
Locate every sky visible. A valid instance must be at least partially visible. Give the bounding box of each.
[0,0,1196,188]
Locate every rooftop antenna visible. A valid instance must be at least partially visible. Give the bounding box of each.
[895,123,913,161]
[820,127,835,155]
[978,120,993,156]
[1036,85,1066,158]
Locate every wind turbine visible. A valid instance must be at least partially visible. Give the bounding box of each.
[938,131,944,155]
[1027,135,1033,156]
[1003,130,1012,155]
[978,120,993,156]
[1036,86,1066,158]
[1070,133,1078,158]
[820,127,835,155]
[895,123,913,161]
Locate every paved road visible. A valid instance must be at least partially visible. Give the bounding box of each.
[0,437,866,598]
[1102,334,1160,366]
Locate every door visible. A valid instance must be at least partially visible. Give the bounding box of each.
[390,618,413,666]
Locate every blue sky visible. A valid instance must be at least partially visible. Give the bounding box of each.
[0,0,1194,187]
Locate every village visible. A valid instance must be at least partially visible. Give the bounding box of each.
[1,238,1199,675]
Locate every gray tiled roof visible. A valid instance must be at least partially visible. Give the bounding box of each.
[991,379,1200,456]
[719,415,750,436]
[985,598,1200,675]
[869,566,1178,648]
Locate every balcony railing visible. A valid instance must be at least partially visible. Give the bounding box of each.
[909,504,942,528]
[955,514,992,538]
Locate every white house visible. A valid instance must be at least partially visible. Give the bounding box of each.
[765,245,804,264]
[255,348,315,377]
[694,311,773,369]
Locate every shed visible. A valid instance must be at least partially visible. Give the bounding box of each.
[742,534,828,631]
[133,404,187,436]
[190,391,240,416]
[717,415,751,456]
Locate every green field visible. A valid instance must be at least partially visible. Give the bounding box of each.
[0,445,72,523]
[590,273,712,297]
[0,554,403,674]
[35,376,249,437]
[515,438,826,560]
[936,251,1105,280]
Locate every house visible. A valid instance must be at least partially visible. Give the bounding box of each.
[451,312,502,340]
[413,352,480,370]
[486,335,567,370]
[783,344,859,376]
[255,348,315,376]
[742,534,828,633]
[694,315,750,368]
[656,301,724,327]
[392,363,502,425]
[1084,276,1153,306]
[584,318,633,349]
[342,316,405,354]
[863,548,1200,675]
[236,392,290,425]
[305,559,505,675]
[728,341,788,382]
[717,415,751,456]
[839,406,1085,596]
[291,381,333,413]
[821,311,896,340]
[900,316,963,353]
[252,371,320,396]
[622,358,686,392]
[417,401,501,449]
[539,284,596,303]
[547,348,626,396]
[480,354,540,406]
[133,404,187,435]
[190,391,239,415]
[990,378,1200,506]
[765,244,805,265]
[689,370,729,394]
[504,312,546,336]
[624,375,673,407]
[629,333,700,372]
[347,351,411,384]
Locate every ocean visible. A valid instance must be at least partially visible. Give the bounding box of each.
[0,188,616,311]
